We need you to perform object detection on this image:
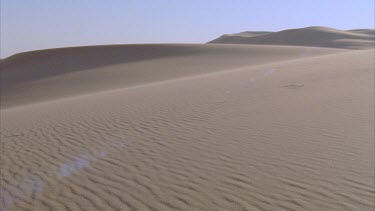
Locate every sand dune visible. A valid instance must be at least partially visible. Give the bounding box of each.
[225,31,272,37]
[1,27,374,210]
[346,29,375,35]
[1,47,373,210]
[1,44,342,108]
[208,26,375,49]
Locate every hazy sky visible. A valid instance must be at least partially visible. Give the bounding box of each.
[1,0,374,58]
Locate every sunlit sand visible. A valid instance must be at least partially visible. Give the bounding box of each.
[1,27,374,210]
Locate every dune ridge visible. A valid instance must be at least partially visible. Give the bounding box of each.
[208,26,375,49]
[1,44,343,108]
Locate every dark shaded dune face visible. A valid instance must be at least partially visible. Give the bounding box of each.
[208,27,375,49]
[1,44,342,108]
[332,39,375,49]
[0,44,203,85]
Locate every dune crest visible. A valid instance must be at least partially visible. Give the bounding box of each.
[208,26,375,49]
[1,44,342,108]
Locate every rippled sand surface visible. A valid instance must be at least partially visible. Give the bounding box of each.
[1,45,374,210]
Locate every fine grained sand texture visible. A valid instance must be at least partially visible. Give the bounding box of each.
[1,29,374,210]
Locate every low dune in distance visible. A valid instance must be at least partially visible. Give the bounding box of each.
[0,27,374,210]
[208,26,375,49]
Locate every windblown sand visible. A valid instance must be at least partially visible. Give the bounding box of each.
[1,42,374,209]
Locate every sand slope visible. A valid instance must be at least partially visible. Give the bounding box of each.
[224,31,272,37]
[1,44,342,108]
[1,44,374,210]
[208,26,375,49]
[346,29,375,35]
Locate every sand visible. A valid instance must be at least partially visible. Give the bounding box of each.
[1,28,374,210]
[208,26,375,49]
[1,44,343,108]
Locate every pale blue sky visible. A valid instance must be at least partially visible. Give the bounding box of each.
[1,0,374,58]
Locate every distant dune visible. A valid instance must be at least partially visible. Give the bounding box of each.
[224,31,272,37]
[1,27,374,210]
[208,26,375,49]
